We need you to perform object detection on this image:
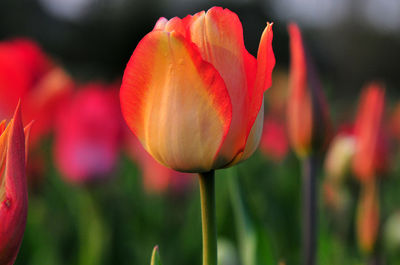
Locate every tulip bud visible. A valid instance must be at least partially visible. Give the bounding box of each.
[287,23,331,158]
[0,104,29,265]
[352,83,385,183]
[356,181,379,254]
[324,134,355,183]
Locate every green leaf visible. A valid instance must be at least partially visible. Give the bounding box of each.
[227,167,276,265]
[150,245,162,265]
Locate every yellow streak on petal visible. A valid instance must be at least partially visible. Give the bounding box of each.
[0,120,12,202]
[141,32,227,172]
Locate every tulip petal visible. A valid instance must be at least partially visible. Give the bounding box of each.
[189,7,259,165]
[0,103,27,265]
[120,30,232,172]
[226,100,265,167]
[255,23,275,93]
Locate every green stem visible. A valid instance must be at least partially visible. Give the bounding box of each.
[302,154,317,265]
[199,170,218,265]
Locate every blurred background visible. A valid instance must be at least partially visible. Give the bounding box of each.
[1,0,400,264]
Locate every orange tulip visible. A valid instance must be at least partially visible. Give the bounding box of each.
[352,83,385,182]
[0,104,29,265]
[356,181,379,254]
[120,7,275,172]
[287,23,331,158]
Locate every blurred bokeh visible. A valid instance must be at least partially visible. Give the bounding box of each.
[1,0,400,264]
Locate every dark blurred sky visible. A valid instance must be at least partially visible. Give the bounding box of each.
[1,0,400,107]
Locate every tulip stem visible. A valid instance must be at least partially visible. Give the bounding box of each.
[302,154,317,265]
[199,170,218,265]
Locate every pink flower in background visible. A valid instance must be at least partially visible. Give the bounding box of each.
[259,115,288,162]
[54,84,122,184]
[126,135,193,194]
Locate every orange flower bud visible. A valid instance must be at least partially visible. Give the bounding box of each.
[287,23,331,158]
[356,181,379,254]
[0,104,29,265]
[120,7,275,172]
[352,83,385,182]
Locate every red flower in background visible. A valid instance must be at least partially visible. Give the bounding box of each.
[356,182,380,254]
[352,83,386,182]
[0,104,30,265]
[23,67,74,146]
[286,23,331,158]
[127,136,193,194]
[54,84,122,184]
[0,39,50,117]
[259,115,288,162]
[0,38,74,145]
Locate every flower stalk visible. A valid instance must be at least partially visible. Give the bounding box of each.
[302,154,317,265]
[199,170,217,265]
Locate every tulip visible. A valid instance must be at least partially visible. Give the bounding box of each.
[54,84,122,184]
[352,83,385,183]
[287,23,331,265]
[356,181,379,254]
[324,133,356,183]
[120,6,275,173]
[120,7,275,265]
[0,104,29,265]
[287,23,331,158]
[23,67,74,146]
[0,38,73,145]
[0,39,50,117]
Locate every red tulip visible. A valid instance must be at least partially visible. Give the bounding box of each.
[0,104,29,265]
[352,83,385,182]
[120,7,275,172]
[259,115,288,162]
[127,135,193,193]
[54,84,122,183]
[0,39,50,117]
[0,38,73,145]
[287,23,331,158]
